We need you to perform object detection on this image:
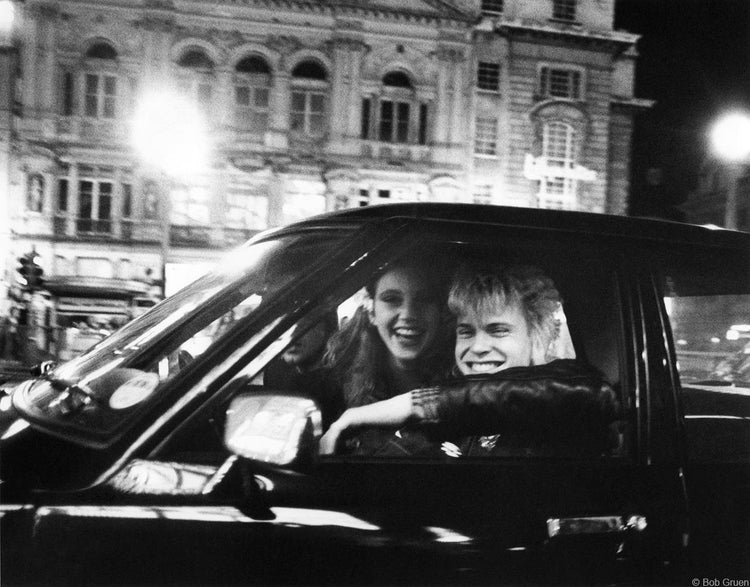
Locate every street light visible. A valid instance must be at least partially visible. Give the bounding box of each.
[709,111,750,230]
[0,1,14,41]
[132,90,209,296]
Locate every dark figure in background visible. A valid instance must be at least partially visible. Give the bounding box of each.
[264,311,340,426]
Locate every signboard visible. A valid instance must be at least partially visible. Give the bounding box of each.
[523,154,597,182]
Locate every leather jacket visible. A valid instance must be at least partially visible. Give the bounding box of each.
[410,359,621,457]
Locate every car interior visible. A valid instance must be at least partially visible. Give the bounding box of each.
[145,227,631,475]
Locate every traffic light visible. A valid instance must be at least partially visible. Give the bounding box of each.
[16,252,44,291]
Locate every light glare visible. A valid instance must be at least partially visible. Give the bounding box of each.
[710,112,750,162]
[132,91,210,177]
[0,1,14,36]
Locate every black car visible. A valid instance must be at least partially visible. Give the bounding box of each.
[1,204,748,585]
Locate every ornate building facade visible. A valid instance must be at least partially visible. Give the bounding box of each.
[0,0,649,358]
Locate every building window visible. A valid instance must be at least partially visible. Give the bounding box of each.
[474,117,498,156]
[121,182,133,239]
[481,0,504,15]
[418,103,428,145]
[176,48,215,117]
[60,71,75,116]
[86,43,117,60]
[282,180,326,224]
[57,178,69,212]
[84,73,117,119]
[361,71,428,145]
[226,193,268,230]
[59,41,119,119]
[77,178,113,234]
[552,0,577,21]
[473,184,493,205]
[172,186,211,226]
[361,98,371,139]
[234,55,271,133]
[477,62,500,92]
[538,66,583,100]
[539,121,579,210]
[358,188,370,207]
[290,60,329,138]
[379,101,410,143]
[122,183,132,218]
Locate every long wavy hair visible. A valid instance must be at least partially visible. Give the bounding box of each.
[325,260,453,408]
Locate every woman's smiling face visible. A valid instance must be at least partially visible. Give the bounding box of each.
[369,266,441,370]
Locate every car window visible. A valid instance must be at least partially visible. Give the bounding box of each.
[661,244,750,464]
[155,226,628,467]
[13,229,356,441]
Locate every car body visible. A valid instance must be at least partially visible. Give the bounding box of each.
[1,204,748,584]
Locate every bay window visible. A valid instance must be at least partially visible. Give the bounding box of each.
[539,121,579,210]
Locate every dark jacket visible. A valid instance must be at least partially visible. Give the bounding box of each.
[411,359,621,457]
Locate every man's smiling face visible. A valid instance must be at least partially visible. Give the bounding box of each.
[454,298,533,376]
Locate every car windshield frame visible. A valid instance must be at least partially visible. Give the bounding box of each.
[11,221,397,447]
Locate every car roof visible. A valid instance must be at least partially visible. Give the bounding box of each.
[285,203,748,249]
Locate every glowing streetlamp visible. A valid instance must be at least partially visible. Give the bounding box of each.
[709,111,750,230]
[0,1,15,42]
[132,90,209,296]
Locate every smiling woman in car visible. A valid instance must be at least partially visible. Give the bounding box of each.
[321,256,454,454]
[319,262,620,457]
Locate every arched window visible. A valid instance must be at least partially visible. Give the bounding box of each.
[85,42,118,60]
[290,59,329,138]
[361,70,428,145]
[176,47,215,115]
[292,61,327,80]
[234,55,272,134]
[539,121,579,210]
[58,41,120,120]
[382,71,412,88]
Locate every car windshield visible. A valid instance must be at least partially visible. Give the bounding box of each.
[13,228,355,438]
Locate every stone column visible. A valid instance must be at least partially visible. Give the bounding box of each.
[215,66,233,130]
[329,36,367,142]
[450,52,466,147]
[67,163,79,235]
[433,47,453,145]
[268,71,290,149]
[21,6,39,119]
[38,6,58,132]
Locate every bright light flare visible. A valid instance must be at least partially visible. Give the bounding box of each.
[0,1,15,37]
[132,91,210,177]
[710,112,750,162]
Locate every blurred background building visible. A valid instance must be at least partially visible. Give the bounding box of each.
[0,0,649,362]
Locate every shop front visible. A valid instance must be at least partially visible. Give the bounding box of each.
[43,277,157,361]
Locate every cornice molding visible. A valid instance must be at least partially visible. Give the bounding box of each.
[203,0,474,26]
[498,20,639,50]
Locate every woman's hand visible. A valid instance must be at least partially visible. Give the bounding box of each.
[319,409,355,455]
[318,393,415,455]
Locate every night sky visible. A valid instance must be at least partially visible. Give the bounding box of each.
[614,0,750,219]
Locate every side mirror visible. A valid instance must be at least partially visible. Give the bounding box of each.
[224,394,322,470]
